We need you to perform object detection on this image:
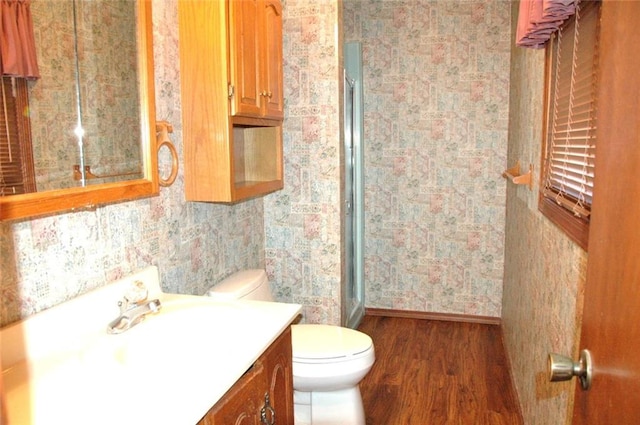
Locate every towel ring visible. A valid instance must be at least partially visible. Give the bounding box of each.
[156,121,178,187]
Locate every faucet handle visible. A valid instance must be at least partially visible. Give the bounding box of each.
[123,280,149,305]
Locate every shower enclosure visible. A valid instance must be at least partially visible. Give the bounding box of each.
[342,42,365,329]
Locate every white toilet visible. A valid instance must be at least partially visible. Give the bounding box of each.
[207,269,375,425]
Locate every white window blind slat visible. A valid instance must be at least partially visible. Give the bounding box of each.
[550,161,595,172]
[549,170,595,186]
[542,0,600,220]
[554,120,595,132]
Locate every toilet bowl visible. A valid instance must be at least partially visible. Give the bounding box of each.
[207,269,375,425]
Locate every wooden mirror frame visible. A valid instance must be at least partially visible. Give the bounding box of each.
[0,0,159,221]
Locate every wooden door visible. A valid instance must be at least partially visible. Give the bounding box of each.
[572,1,640,423]
[261,0,284,119]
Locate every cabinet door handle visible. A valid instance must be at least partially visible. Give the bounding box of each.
[260,392,276,425]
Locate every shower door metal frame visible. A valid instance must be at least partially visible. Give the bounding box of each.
[342,42,364,329]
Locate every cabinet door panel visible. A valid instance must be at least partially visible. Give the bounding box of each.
[198,362,266,425]
[261,0,284,119]
[263,327,294,425]
[196,328,294,425]
[230,0,262,117]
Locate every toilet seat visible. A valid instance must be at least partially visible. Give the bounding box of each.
[291,324,373,364]
[291,324,375,392]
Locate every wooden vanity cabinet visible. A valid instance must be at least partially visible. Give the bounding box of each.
[178,0,284,203]
[197,327,294,425]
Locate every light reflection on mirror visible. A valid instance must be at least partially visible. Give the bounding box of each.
[17,0,143,194]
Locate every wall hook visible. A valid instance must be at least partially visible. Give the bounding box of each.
[502,160,533,190]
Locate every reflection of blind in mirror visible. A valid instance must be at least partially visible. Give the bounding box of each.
[0,77,36,196]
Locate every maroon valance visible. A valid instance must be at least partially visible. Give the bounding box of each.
[0,0,40,79]
[516,0,576,49]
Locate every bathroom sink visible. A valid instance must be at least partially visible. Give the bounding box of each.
[1,266,302,425]
[102,299,252,368]
[1,298,244,423]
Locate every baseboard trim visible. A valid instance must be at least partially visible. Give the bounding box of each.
[500,326,525,422]
[364,307,502,326]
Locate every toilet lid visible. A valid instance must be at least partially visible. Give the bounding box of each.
[291,324,373,360]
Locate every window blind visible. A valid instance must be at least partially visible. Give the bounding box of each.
[542,0,600,219]
[1,76,36,196]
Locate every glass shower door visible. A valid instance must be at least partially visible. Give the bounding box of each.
[343,42,364,329]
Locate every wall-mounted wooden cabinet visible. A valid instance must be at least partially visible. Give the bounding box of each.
[178,0,284,203]
[197,327,294,425]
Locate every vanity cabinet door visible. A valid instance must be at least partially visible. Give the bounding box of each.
[197,327,294,425]
[262,327,294,425]
[230,0,283,120]
[198,362,266,425]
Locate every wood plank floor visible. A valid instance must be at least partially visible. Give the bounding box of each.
[357,316,523,425]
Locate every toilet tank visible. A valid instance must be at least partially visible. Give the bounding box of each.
[207,269,274,302]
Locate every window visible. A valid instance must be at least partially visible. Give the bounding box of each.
[540,0,601,251]
[0,76,36,196]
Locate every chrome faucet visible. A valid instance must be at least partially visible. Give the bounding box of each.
[107,280,162,334]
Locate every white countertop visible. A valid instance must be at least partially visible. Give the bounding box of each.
[0,266,301,425]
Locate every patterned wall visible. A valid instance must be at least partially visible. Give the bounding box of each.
[0,0,266,327]
[343,0,511,317]
[264,0,344,325]
[501,2,587,424]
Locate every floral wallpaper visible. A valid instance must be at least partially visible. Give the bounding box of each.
[0,0,265,328]
[28,0,141,191]
[342,0,511,317]
[264,0,344,325]
[501,2,587,424]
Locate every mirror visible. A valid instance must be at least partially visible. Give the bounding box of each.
[30,0,144,191]
[0,0,158,220]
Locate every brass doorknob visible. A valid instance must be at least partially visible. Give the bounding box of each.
[548,349,593,390]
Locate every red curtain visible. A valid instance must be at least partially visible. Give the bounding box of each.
[516,0,576,49]
[0,0,40,79]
